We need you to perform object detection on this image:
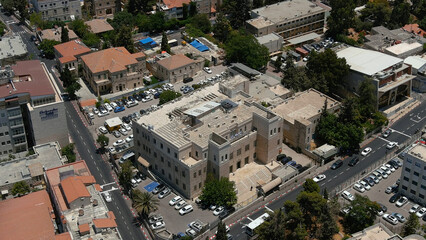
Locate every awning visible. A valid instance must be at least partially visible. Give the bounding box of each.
[1,189,9,195]
[260,177,282,194]
[138,156,150,168]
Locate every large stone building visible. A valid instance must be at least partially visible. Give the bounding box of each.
[157,0,191,19]
[153,54,203,83]
[81,47,146,96]
[0,60,68,156]
[54,39,91,73]
[31,0,81,21]
[399,143,426,205]
[84,0,117,18]
[246,0,328,39]
[134,84,283,199]
[336,46,415,113]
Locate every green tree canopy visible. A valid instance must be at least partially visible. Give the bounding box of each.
[213,13,233,42]
[360,0,391,26]
[60,67,81,99]
[297,191,327,231]
[161,31,171,53]
[39,39,60,59]
[216,220,228,240]
[61,26,69,43]
[327,0,356,36]
[302,179,320,193]
[189,2,197,17]
[61,143,76,162]
[119,161,133,193]
[115,26,135,53]
[343,194,381,233]
[389,0,411,28]
[127,0,155,15]
[132,189,159,218]
[402,213,420,236]
[222,0,251,29]
[358,77,377,119]
[318,204,339,240]
[255,209,286,240]
[159,90,182,105]
[96,134,109,148]
[199,174,237,207]
[190,14,211,33]
[11,181,30,196]
[224,30,269,70]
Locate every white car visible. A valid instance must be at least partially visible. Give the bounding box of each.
[88,113,95,119]
[119,128,128,136]
[385,186,393,194]
[409,204,420,214]
[385,164,395,172]
[108,146,116,154]
[381,166,391,175]
[169,196,182,206]
[122,123,132,131]
[125,135,133,143]
[103,191,112,202]
[383,214,398,225]
[113,139,125,147]
[203,67,212,74]
[358,180,371,191]
[353,183,365,193]
[341,190,355,201]
[396,196,408,207]
[186,228,197,237]
[189,221,203,232]
[179,205,194,215]
[175,200,187,210]
[110,102,118,109]
[361,147,372,156]
[151,221,165,230]
[386,141,398,149]
[148,215,163,224]
[98,126,108,134]
[313,174,326,183]
[93,108,99,114]
[213,206,225,216]
[416,207,426,218]
[104,103,113,112]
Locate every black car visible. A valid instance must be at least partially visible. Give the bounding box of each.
[134,94,142,101]
[388,160,399,169]
[276,154,286,161]
[152,184,165,194]
[348,156,359,166]
[423,214,426,222]
[140,109,146,115]
[154,92,161,99]
[295,164,302,170]
[140,93,147,98]
[183,77,193,83]
[389,193,400,203]
[122,116,131,124]
[122,99,129,105]
[380,204,387,213]
[281,157,292,165]
[219,207,236,220]
[331,160,343,170]
[128,96,135,102]
[30,35,37,41]
[364,177,375,186]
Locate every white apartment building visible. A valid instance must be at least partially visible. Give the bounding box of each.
[399,144,426,205]
[32,0,81,21]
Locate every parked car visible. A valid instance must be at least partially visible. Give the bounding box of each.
[104,103,113,112]
[313,174,326,183]
[152,184,166,194]
[361,147,372,156]
[383,214,398,225]
[353,183,365,193]
[151,221,165,230]
[186,228,197,237]
[331,160,343,170]
[385,164,395,172]
[359,180,371,190]
[158,188,171,199]
[364,177,375,186]
[149,215,163,224]
[174,200,187,210]
[348,156,359,166]
[189,221,203,232]
[98,126,108,134]
[392,213,406,223]
[416,207,426,218]
[396,196,408,207]
[103,191,112,202]
[114,106,125,113]
[213,206,225,216]
[203,67,212,74]
[119,128,128,136]
[389,193,400,203]
[179,205,194,215]
[219,207,235,220]
[183,77,194,83]
[113,139,125,147]
[169,196,182,206]
[125,135,133,143]
[383,129,392,138]
[409,204,420,214]
[112,130,121,138]
[385,186,393,194]
[341,190,355,201]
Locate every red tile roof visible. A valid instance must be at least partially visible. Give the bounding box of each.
[78,223,90,235]
[61,176,91,204]
[0,191,56,240]
[81,47,140,74]
[162,0,191,9]
[157,54,195,70]
[93,218,117,229]
[402,24,426,36]
[55,232,72,240]
[0,60,56,98]
[54,40,91,64]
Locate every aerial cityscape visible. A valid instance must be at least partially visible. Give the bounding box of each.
[0,0,425,239]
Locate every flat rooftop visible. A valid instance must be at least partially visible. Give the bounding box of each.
[247,17,275,29]
[256,33,282,45]
[251,0,326,24]
[0,142,64,187]
[271,88,340,125]
[348,223,394,240]
[0,35,27,60]
[137,84,270,149]
[336,46,403,76]
[385,42,423,55]
[409,144,426,161]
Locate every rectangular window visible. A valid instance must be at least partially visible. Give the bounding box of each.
[253,152,256,159]
[175,178,179,185]
[245,144,249,151]
[422,185,426,190]
[254,140,257,147]
[410,189,416,195]
[402,185,408,190]
[230,152,233,159]
[167,147,170,153]
[412,181,418,186]
[414,171,420,176]
[278,127,281,133]
[160,143,163,149]
[183,184,186,190]
[198,170,201,176]
[415,162,421,168]
[161,169,164,175]
[182,171,186,178]
[277,139,280,145]
[403,176,409,181]
[245,157,249,165]
[154,152,157,158]
[237,149,241,156]
[175,166,178,172]
[174,152,178,159]
[193,172,196,178]
[420,194,425,199]
[405,167,411,173]
[168,173,171,180]
[161,156,164,162]
[168,161,171,167]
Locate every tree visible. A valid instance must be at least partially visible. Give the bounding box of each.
[281,57,311,92]
[119,161,133,193]
[223,0,251,29]
[306,49,350,95]
[96,134,109,151]
[318,204,339,240]
[216,220,228,240]
[69,19,89,38]
[253,0,264,8]
[256,209,286,240]
[159,90,182,105]
[61,143,76,162]
[199,174,237,207]
[358,77,377,119]
[302,179,320,193]
[213,13,233,42]
[60,67,81,99]
[297,191,327,231]
[30,12,44,29]
[109,11,136,29]
[327,0,356,37]
[0,21,5,37]
[339,97,361,126]
[132,189,159,218]
[161,31,171,53]
[360,0,391,27]
[274,56,282,72]
[224,30,269,70]
[343,195,380,233]
[189,2,197,17]
[11,181,30,196]
[14,0,29,21]
[322,187,329,200]
[61,26,69,43]
[127,0,154,15]
[402,213,420,236]
[182,3,189,20]
[283,201,304,231]
[39,39,60,59]
[115,26,135,53]
[389,1,411,28]
[191,14,211,33]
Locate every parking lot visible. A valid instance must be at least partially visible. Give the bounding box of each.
[132,178,219,234]
[341,157,426,229]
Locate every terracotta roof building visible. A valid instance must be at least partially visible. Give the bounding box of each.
[81,47,147,96]
[402,24,426,37]
[154,54,203,83]
[85,19,114,35]
[157,0,191,19]
[38,26,78,42]
[45,161,122,239]
[0,61,68,156]
[54,40,91,72]
[0,190,57,240]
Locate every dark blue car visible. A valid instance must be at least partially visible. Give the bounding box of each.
[114,106,125,113]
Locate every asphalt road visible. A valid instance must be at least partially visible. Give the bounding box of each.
[229,100,426,239]
[0,12,147,240]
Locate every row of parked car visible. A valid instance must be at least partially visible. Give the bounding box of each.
[276,154,303,170]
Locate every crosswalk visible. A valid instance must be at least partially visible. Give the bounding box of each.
[13,30,27,35]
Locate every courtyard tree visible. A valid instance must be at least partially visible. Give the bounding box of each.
[11,181,30,196]
[61,26,69,43]
[199,174,237,207]
[132,189,159,218]
[161,31,171,53]
[401,213,420,236]
[159,90,182,105]
[343,194,381,233]
[119,161,133,193]
[61,143,76,162]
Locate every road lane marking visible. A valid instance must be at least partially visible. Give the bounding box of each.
[83,142,86,146]
[247,217,253,221]
[378,137,392,143]
[389,128,411,138]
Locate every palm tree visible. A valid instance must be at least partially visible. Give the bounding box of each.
[132,189,159,218]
